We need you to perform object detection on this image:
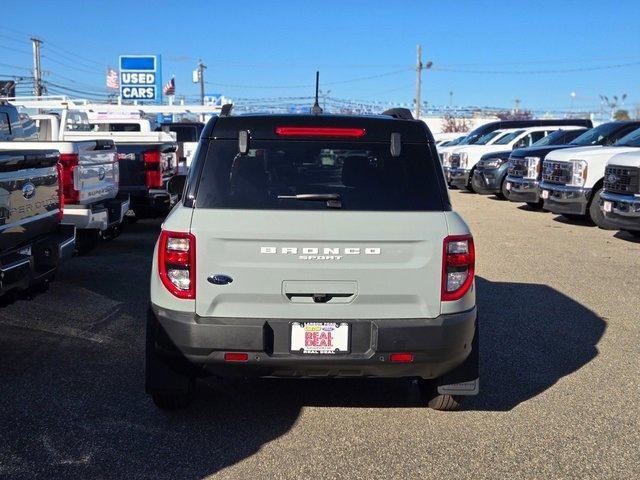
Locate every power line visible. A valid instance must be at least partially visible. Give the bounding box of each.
[0,44,32,56]
[0,61,32,72]
[432,61,640,75]
[41,55,105,76]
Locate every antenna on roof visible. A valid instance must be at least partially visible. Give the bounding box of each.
[311,71,323,115]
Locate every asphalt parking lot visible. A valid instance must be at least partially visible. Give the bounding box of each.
[1,190,639,480]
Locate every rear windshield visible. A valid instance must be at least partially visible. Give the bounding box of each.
[195,140,444,211]
[531,129,584,146]
[568,123,638,146]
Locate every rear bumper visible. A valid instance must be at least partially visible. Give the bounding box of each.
[150,304,478,383]
[540,181,591,215]
[471,167,503,194]
[127,189,175,219]
[449,168,471,188]
[506,176,540,203]
[63,195,130,231]
[0,224,75,296]
[600,191,640,231]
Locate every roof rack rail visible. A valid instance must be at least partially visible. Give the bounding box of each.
[381,108,414,120]
[220,103,233,117]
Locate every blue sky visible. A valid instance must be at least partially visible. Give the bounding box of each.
[2,0,640,112]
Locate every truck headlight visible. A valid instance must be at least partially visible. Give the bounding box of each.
[524,156,541,179]
[440,152,451,166]
[483,157,506,168]
[569,160,588,187]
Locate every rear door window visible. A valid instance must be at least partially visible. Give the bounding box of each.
[195,140,444,211]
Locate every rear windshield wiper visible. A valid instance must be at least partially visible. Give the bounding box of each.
[277,193,342,208]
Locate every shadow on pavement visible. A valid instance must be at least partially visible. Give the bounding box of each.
[551,214,594,227]
[466,277,606,411]
[613,230,640,243]
[0,220,607,478]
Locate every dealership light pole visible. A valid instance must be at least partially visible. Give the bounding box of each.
[31,37,43,97]
[414,44,433,120]
[197,60,206,106]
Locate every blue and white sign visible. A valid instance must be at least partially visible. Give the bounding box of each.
[119,55,162,102]
[204,93,223,107]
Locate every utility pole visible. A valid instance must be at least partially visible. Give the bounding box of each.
[198,60,206,106]
[415,44,422,119]
[31,37,43,97]
[414,44,433,120]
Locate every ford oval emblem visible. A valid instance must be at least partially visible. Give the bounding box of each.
[207,274,233,285]
[98,167,106,181]
[22,182,36,199]
[607,173,619,184]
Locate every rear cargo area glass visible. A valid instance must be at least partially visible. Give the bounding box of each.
[195,140,443,211]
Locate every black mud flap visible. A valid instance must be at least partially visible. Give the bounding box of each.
[437,318,479,396]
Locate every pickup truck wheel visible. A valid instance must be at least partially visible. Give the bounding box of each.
[75,230,100,254]
[417,380,463,411]
[499,177,510,200]
[464,172,475,192]
[151,389,194,411]
[588,187,618,230]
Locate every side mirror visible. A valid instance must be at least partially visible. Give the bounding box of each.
[167,174,186,196]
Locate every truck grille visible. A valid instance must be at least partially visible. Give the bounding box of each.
[449,154,460,169]
[604,165,640,195]
[508,157,527,178]
[542,160,572,184]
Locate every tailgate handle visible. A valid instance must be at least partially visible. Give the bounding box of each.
[282,281,357,304]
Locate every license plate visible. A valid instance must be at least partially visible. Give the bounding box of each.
[541,190,549,199]
[603,201,612,213]
[506,182,511,191]
[290,322,349,354]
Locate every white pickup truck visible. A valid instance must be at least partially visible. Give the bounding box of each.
[540,124,640,229]
[600,139,640,237]
[448,126,583,190]
[72,117,179,221]
[1,109,129,252]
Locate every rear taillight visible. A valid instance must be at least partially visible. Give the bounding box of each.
[441,234,475,301]
[144,150,163,189]
[56,161,64,221]
[58,153,80,203]
[275,126,366,138]
[158,230,196,299]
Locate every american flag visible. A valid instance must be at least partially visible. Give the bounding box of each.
[163,76,175,96]
[106,68,119,89]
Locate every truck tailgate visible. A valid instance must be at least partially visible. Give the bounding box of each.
[74,140,119,204]
[0,150,60,253]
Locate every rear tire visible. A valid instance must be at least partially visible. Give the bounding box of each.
[75,230,100,254]
[499,177,510,200]
[151,389,194,411]
[146,309,196,411]
[418,380,464,411]
[588,187,617,230]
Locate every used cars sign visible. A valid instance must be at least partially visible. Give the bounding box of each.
[119,55,161,101]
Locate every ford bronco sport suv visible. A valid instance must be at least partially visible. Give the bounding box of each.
[146,110,478,411]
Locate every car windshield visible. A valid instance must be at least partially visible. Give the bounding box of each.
[531,129,583,146]
[569,123,623,146]
[614,127,640,147]
[475,131,503,145]
[494,130,525,145]
[196,140,444,211]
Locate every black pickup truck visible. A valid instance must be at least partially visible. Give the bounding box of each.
[115,142,179,220]
[0,149,75,297]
